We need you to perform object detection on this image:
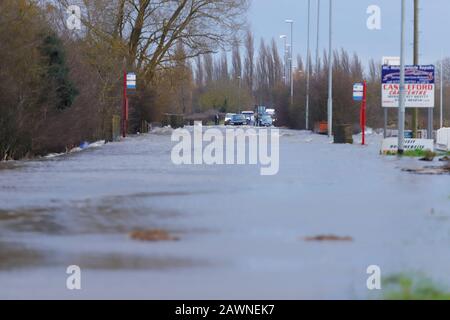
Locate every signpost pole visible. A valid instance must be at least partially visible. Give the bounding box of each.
[384,108,388,138]
[398,0,406,154]
[327,0,333,138]
[413,0,419,138]
[441,57,444,129]
[306,0,311,131]
[122,70,127,138]
[362,80,367,145]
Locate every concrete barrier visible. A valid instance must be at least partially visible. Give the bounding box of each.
[436,128,450,151]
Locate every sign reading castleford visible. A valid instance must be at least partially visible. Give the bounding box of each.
[381,65,435,108]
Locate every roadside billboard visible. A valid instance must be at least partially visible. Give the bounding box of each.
[381,65,435,108]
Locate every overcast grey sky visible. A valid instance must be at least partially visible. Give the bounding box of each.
[249,0,449,68]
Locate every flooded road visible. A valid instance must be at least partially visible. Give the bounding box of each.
[0,128,449,299]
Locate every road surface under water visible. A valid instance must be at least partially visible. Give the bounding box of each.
[0,127,449,299]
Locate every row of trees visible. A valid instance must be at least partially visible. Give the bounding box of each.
[0,0,249,159]
[1,0,449,160]
[188,33,382,129]
[186,33,450,131]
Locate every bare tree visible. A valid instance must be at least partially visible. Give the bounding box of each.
[232,39,242,81]
[195,55,203,87]
[204,53,214,84]
[55,0,249,83]
[243,29,254,94]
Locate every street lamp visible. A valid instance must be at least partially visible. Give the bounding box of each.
[237,76,242,113]
[398,0,406,153]
[327,0,333,138]
[441,57,444,129]
[316,0,321,72]
[286,19,294,105]
[306,0,311,130]
[280,35,288,85]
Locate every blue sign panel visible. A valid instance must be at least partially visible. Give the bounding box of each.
[353,83,363,101]
[127,73,137,90]
[381,65,435,108]
[381,65,435,84]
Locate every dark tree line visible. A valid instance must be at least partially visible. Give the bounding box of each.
[1,1,448,160]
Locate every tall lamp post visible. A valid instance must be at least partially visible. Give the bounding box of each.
[237,76,242,113]
[413,0,419,138]
[280,35,288,85]
[398,0,406,154]
[441,57,444,129]
[286,19,294,106]
[327,0,333,138]
[316,0,321,71]
[306,0,311,130]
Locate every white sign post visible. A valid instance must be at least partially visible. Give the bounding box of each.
[381,65,435,109]
[380,65,435,153]
[381,138,434,154]
[353,83,364,101]
[127,73,137,90]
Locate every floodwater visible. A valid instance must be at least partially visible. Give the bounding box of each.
[0,127,449,299]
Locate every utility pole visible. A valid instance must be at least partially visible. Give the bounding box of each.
[327,0,333,138]
[413,0,419,138]
[316,0,321,72]
[122,57,127,138]
[280,35,288,85]
[238,76,242,113]
[286,20,294,106]
[398,0,406,154]
[306,0,311,130]
[441,57,444,128]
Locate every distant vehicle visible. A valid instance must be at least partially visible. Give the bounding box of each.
[265,108,277,124]
[260,114,273,127]
[224,113,235,126]
[230,114,247,126]
[241,111,255,125]
[254,106,267,127]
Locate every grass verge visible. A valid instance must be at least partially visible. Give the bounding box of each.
[383,274,450,300]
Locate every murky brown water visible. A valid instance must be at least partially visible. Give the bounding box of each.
[0,128,449,299]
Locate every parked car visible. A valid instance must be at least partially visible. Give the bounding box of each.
[230,114,247,126]
[241,111,255,125]
[260,114,273,127]
[224,113,235,126]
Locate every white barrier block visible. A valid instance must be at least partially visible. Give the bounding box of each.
[436,128,450,151]
[381,138,434,154]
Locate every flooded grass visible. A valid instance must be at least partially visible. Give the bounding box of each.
[0,192,186,235]
[0,161,23,171]
[0,241,204,271]
[403,163,450,175]
[0,242,47,270]
[0,208,65,234]
[383,274,450,300]
[68,253,205,271]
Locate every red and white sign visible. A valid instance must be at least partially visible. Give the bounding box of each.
[382,65,435,108]
[382,83,435,108]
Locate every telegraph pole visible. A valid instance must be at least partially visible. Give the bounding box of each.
[441,57,444,128]
[306,0,311,130]
[316,0,321,72]
[327,0,333,138]
[398,0,406,154]
[286,20,294,106]
[280,35,288,85]
[413,0,419,138]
